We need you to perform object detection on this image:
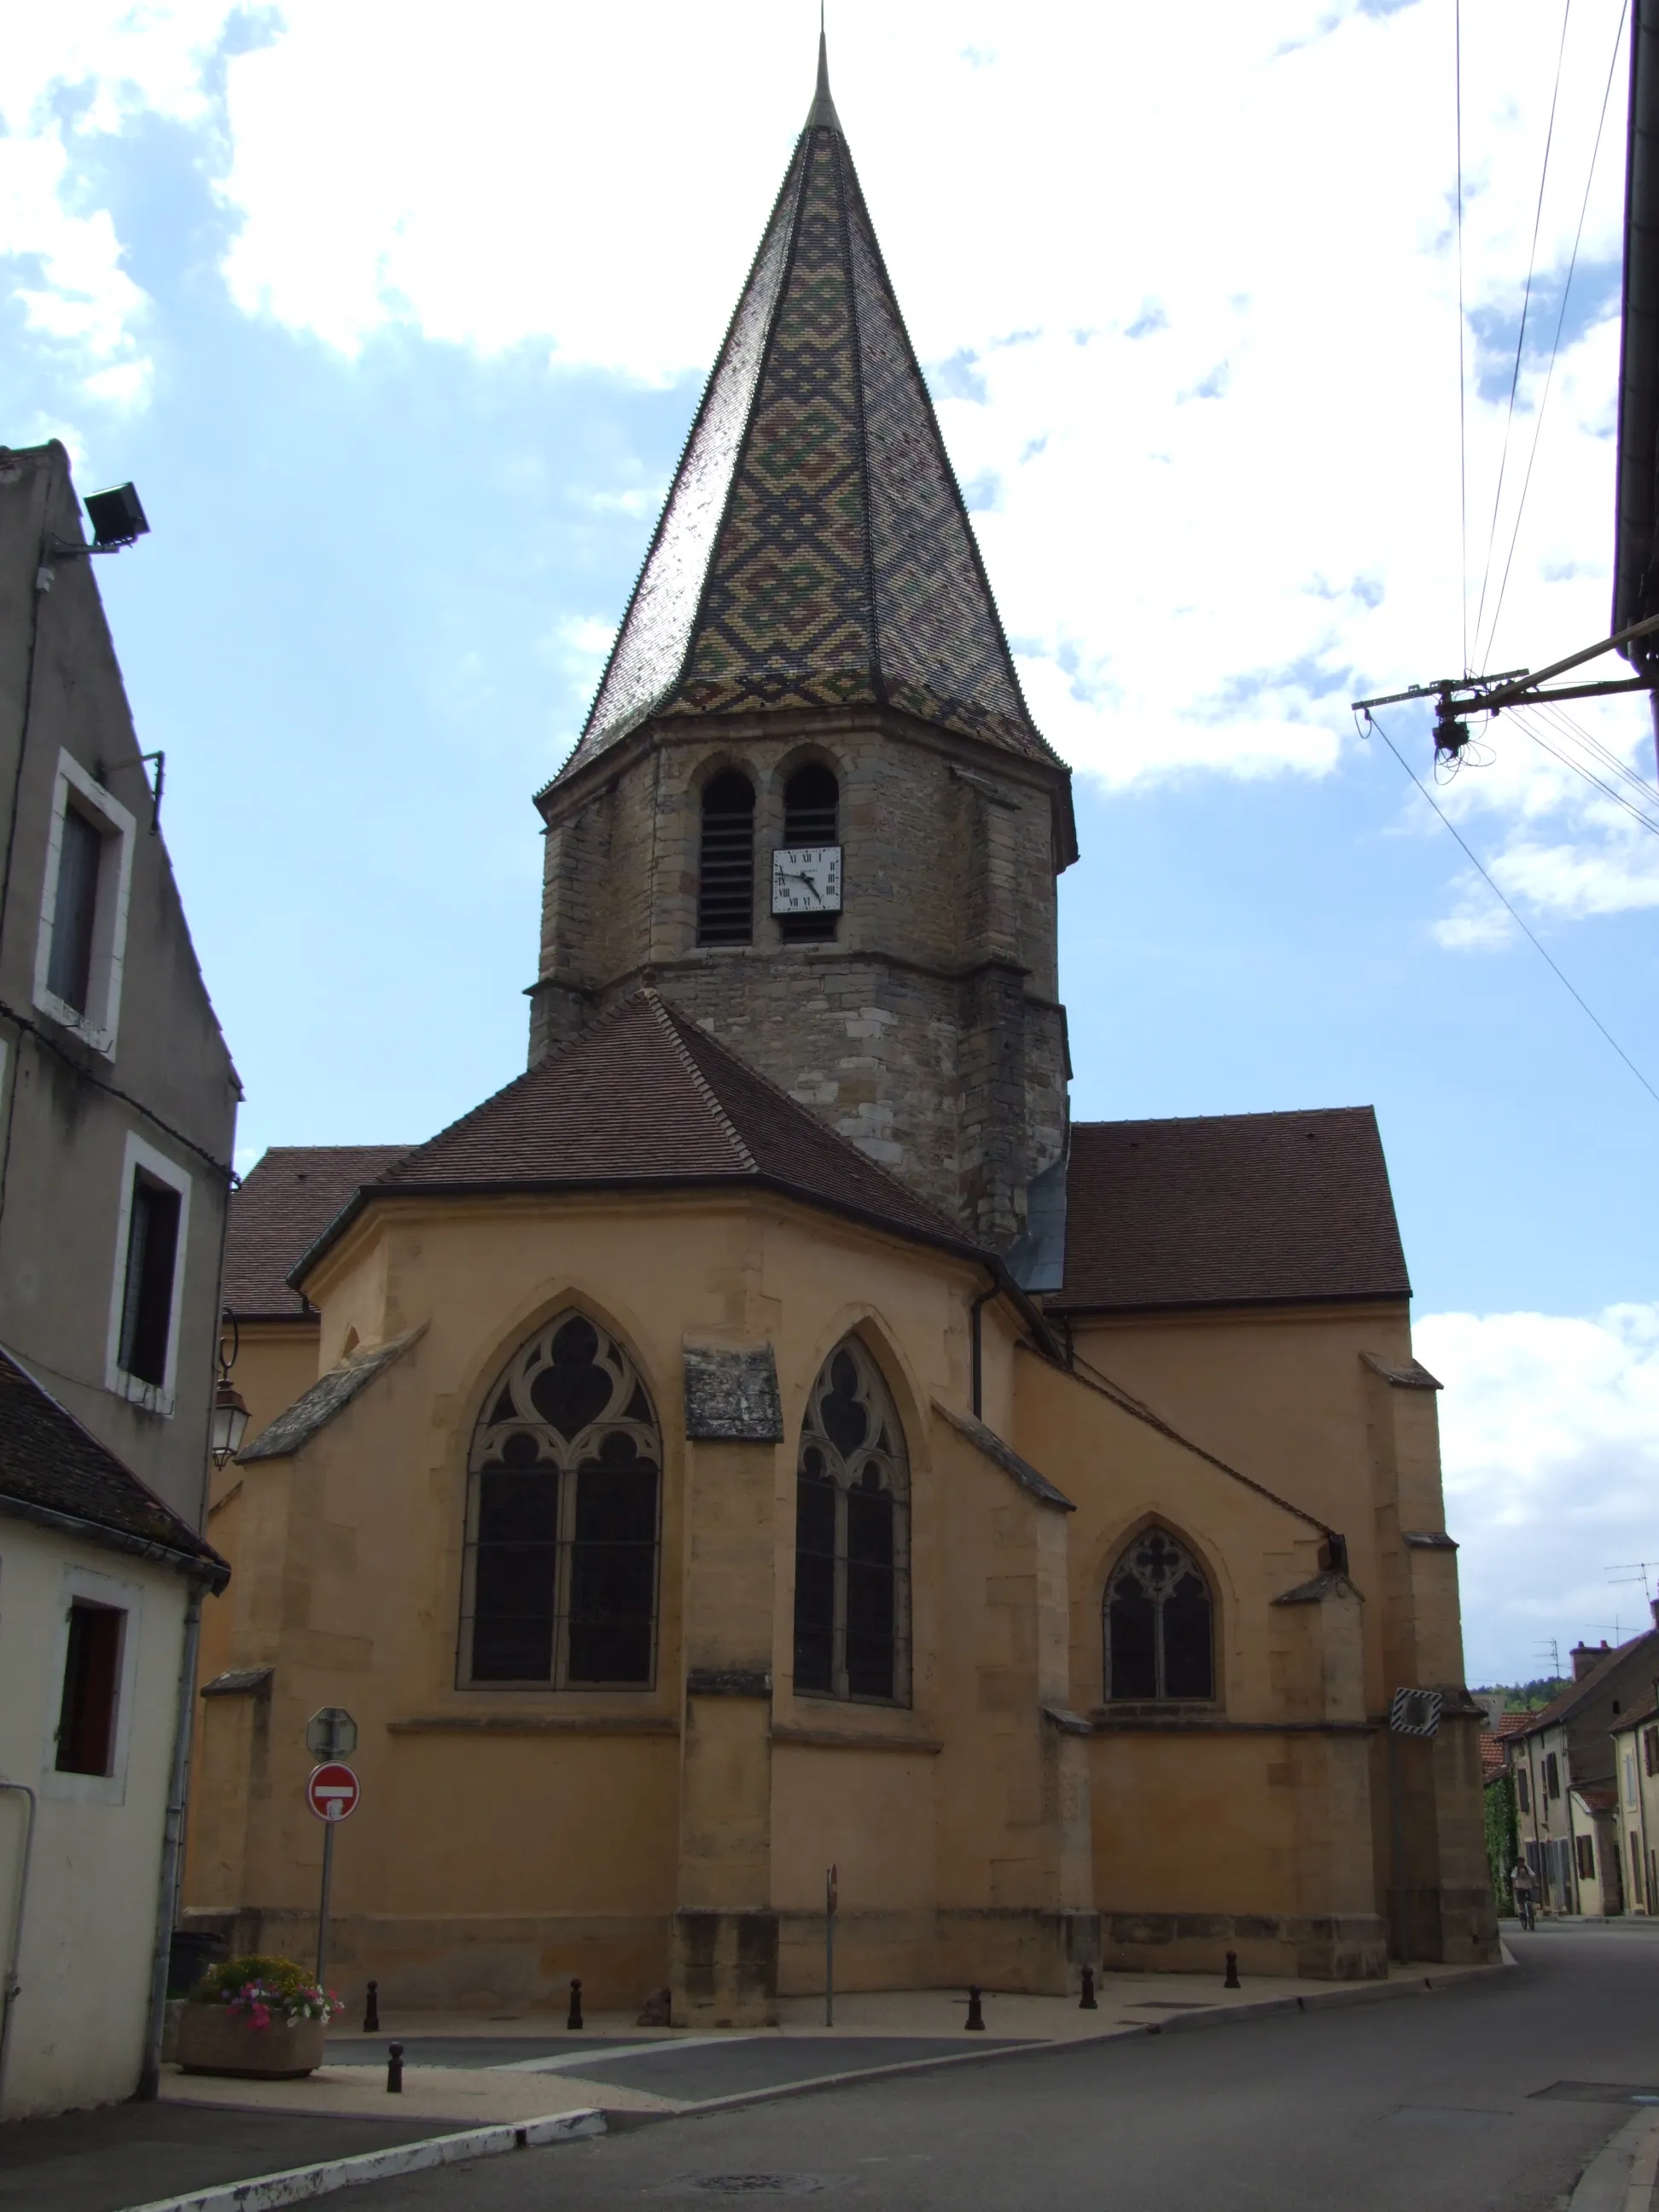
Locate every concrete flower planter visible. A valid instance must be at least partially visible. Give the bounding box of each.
[176,2004,327,2078]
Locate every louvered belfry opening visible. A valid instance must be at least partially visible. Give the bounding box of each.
[778,762,839,944]
[697,770,756,945]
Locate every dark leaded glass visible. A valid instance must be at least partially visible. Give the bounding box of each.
[793,1472,837,1692]
[568,1439,658,1683]
[792,1336,908,1704]
[466,1313,660,1688]
[1103,1531,1213,1703]
[473,1467,557,1680]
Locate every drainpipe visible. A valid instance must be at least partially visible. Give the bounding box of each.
[135,1588,203,2101]
[0,1779,38,2118]
[969,1273,998,1420]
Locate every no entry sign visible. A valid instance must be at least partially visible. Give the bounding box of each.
[306,1761,360,1822]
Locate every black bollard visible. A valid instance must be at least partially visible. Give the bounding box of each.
[387,2042,404,2093]
[1079,1965,1097,2011]
[1224,1950,1241,1989]
[363,1980,380,2034]
[964,1985,985,2032]
[568,1976,584,2032]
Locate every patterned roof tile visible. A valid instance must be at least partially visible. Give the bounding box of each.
[562,38,1051,778]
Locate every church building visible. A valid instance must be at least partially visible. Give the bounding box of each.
[183,44,1497,2022]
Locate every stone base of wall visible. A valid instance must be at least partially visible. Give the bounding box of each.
[1099,1912,1388,1982]
[178,1906,672,2017]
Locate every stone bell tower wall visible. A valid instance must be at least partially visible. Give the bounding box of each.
[528,710,1070,1248]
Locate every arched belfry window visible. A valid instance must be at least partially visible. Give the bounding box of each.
[463,1313,661,1687]
[792,1337,909,1704]
[697,770,755,946]
[1103,1528,1214,1702]
[778,762,839,945]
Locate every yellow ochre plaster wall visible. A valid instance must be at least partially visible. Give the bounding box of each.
[183,1188,1494,2017]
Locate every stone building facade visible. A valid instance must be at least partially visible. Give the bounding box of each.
[183,42,1495,2022]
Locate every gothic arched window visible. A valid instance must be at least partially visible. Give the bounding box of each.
[778,762,839,944]
[1103,1528,1214,1702]
[792,1337,910,1704]
[697,769,755,945]
[463,1313,661,1687]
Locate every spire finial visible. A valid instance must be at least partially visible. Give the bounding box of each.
[806,6,841,132]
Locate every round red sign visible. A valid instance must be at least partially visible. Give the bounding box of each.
[306,1761,360,1822]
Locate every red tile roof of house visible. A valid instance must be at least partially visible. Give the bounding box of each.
[224,1146,411,1318]
[1052,1108,1409,1314]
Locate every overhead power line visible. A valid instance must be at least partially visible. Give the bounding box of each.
[1359,707,1659,1110]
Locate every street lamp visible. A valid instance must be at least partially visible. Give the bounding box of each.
[210,1313,249,1469]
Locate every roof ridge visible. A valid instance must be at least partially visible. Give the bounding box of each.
[642,992,760,1173]
[655,993,976,1246]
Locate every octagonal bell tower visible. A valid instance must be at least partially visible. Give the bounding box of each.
[527,37,1077,1254]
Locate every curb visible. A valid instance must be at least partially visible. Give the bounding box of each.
[1567,2112,1659,2212]
[119,2107,604,2212]
[662,1961,1510,2122]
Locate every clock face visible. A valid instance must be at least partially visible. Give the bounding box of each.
[771,844,843,915]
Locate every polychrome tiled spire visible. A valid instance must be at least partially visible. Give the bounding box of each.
[563,33,1051,777]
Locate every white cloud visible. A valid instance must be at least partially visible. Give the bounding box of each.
[0,2,233,408]
[1417,1305,1659,1680]
[8,0,1652,888]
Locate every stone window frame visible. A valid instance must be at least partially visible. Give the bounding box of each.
[103,1130,192,1418]
[1100,1523,1218,1707]
[32,748,137,1059]
[458,1309,664,1692]
[790,1332,912,1709]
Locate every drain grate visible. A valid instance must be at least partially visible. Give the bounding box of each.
[685,2181,832,2197]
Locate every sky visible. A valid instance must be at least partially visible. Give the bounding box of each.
[4,0,1656,1682]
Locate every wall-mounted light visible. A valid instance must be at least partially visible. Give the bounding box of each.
[210,1312,249,1469]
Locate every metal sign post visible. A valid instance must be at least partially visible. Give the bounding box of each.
[825,1865,837,2029]
[305,1732,360,1990]
[1387,1690,1442,1963]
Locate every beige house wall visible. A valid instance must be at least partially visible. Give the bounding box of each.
[0,1516,189,2118]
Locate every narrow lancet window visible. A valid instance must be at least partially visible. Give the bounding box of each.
[778,763,840,944]
[464,1313,661,1687]
[792,1337,909,1703]
[1103,1528,1214,1702]
[697,770,756,945]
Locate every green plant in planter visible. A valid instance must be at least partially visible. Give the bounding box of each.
[190,1954,341,2029]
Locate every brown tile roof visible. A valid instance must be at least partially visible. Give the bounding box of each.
[1613,1694,1659,1735]
[296,992,976,1284]
[1512,1636,1659,1736]
[225,1145,410,1318]
[0,1346,227,1586]
[1051,1107,1410,1314]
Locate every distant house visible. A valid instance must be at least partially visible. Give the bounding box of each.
[1478,1709,1528,1911]
[1611,1693,1659,1915]
[1512,1617,1659,1917]
[0,444,236,2117]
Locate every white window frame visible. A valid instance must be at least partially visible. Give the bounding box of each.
[40,1563,143,1805]
[105,1131,191,1417]
[32,748,136,1058]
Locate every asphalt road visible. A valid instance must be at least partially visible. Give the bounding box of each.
[335,1926,1659,2212]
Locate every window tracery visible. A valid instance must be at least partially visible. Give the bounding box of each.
[463,1312,661,1687]
[1103,1528,1214,1703]
[792,1336,909,1704]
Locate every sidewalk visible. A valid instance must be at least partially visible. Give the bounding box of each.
[1,1957,1504,2212]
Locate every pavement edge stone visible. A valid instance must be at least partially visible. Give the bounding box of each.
[119,2109,605,2212]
